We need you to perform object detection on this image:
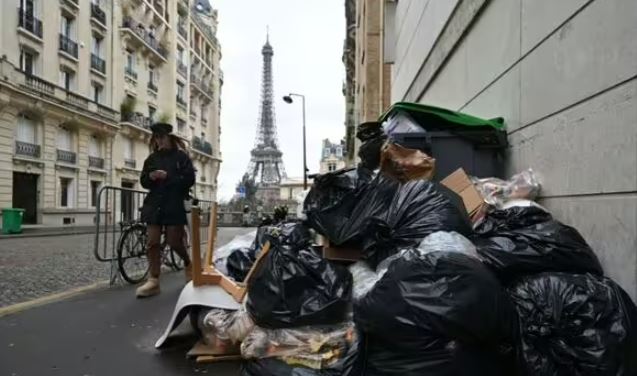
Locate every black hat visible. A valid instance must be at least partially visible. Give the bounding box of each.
[150,122,173,135]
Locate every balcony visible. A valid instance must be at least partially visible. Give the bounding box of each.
[147,81,158,92]
[191,136,213,156]
[177,61,187,77]
[121,17,168,63]
[18,9,43,39]
[125,66,138,80]
[176,95,187,108]
[91,3,106,26]
[89,156,105,169]
[59,34,79,59]
[190,74,213,100]
[124,159,136,169]
[4,65,119,125]
[189,109,197,120]
[57,149,77,164]
[121,111,151,131]
[201,117,208,127]
[91,54,106,74]
[192,11,218,46]
[15,141,41,158]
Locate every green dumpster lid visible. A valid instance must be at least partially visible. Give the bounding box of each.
[379,102,506,131]
[2,208,25,212]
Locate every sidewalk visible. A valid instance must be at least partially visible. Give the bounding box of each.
[0,225,98,239]
[0,272,241,375]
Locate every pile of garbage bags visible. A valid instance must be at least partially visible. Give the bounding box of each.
[199,166,636,376]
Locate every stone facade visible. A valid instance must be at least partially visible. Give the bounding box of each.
[0,0,223,227]
[385,0,637,299]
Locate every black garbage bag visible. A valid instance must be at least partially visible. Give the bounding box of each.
[363,335,509,376]
[253,222,312,251]
[304,167,375,245]
[226,247,256,282]
[473,206,603,283]
[357,121,387,170]
[361,177,472,268]
[355,249,518,347]
[510,273,637,376]
[247,245,353,328]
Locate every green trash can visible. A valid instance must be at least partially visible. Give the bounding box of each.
[2,208,25,234]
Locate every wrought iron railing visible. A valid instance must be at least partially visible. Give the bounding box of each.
[91,54,106,74]
[18,9,43,38]
[91,3,106,25]
[125,66,138,80]
[178,61,187,76]
[178,23,187,39]
[57,149,77,164]
[122,17,168,60]
[176,95,187,107]
[121,112,151,130]
[59,34,78,58]
[147,81,158,92]
[89,156,105,169]
[24,74,55,95]
[15,141,40,158]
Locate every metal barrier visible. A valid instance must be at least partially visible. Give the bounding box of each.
[93,185,213,284]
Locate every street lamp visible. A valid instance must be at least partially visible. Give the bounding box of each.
[282,93,308,190]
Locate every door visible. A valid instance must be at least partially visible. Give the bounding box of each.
[121,181,135,223]
[13,172,38,224]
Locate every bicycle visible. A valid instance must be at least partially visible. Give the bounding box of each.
[116,219,191,284]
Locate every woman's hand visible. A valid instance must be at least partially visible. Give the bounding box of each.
[150,170,168,181]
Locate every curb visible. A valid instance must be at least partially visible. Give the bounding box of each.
[0,280,110,318]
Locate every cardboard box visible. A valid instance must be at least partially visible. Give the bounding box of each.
[441,168,485,216]
[320,236,363,262]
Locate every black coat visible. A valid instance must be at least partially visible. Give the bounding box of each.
[140,148,195,225]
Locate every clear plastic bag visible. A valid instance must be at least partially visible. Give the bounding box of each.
[473,169,541,208]
[213,230,257,275]
[201,306,255,344]
[417,231,478,258]
[349,261,379,301]
[295,189,310,220]
[240,323,355,364]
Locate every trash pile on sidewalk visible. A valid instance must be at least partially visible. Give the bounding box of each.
[194,103,637,375]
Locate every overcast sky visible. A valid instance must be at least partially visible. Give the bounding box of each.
[214,0,346,200]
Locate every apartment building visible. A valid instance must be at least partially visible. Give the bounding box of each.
[0,0,222,226]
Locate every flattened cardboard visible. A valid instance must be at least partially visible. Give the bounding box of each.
[441,168,485,215]
[320,236,363,262]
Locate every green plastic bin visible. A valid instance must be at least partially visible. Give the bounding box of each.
[2,208,25,234]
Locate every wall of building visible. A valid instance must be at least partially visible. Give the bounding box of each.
[389,0,637,299]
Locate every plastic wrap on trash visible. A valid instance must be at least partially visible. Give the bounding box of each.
[349,261,379,301]
[357,122,387,170]
[363,335,509,376]
[241,323,353,361]
[355,248,518,347]
[510,273,637,376]
[213,230,258,275]
[200,307,255,344]
[473,169,541,208]
[362,176,473,268]
[380,142,436,182]
[417,231,478,258]
[295,189,310,220]
[247,244,353,328]
[241,325,362,376]
[472,206,603,283]
[227,247,256,282]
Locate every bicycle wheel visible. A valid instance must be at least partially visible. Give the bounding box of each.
[169,227,190,271]
[117,225,150,284]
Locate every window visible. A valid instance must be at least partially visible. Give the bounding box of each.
[336,147,343,158]
[148,106,156,121]
[60,177,74,208]
[92,82,103,103]
[148,65,155,84]
[177,118,186,133]
[59,68,74,91]
[323,148,330,158]
[60,15,73,38]
[123,137,134,159]
[126,50,135,70]
[177,47,185,64]
[88,136,100,157]
[90,181,101,207]
[19,48,36,75]
[92,35,102,56]
[57,126,72,151]
[20,0,35,17]
[177,82,185,100]
[328,163,337,172]
[91,0,101,5]
[17,114,36,144]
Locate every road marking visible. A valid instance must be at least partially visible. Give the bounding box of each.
[0,280,110,318]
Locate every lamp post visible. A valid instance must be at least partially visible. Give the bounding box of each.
[282,93,307,190]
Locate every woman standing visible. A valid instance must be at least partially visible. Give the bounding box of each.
[136,123,195,298]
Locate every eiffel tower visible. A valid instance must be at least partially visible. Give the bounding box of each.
[245,33,286,203]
